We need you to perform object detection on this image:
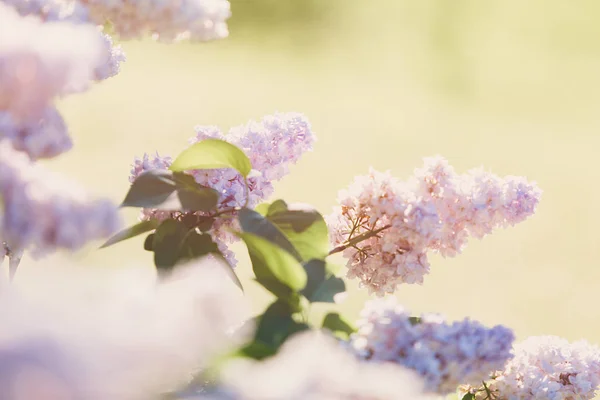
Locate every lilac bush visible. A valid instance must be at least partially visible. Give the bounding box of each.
[1,1,598,399]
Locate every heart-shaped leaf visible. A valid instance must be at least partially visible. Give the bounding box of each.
[237,232,307,294]
[169,139,252,178]
[121,170,218,212]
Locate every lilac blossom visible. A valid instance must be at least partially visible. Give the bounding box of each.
[349,297,515,395]
[189,331,427,400]
[0,107,71,160]
[328,156,541,295]
[2,0,231,42]
[0,140,121,257]
[0,4,114,119]
[0,0,124,81]
[0,260,251,400]
[188,112,315,210]
[129,112,315,267]
[81,0,232,41]
[461,336,600,400]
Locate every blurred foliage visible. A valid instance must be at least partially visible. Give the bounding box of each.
[228,0,335,33]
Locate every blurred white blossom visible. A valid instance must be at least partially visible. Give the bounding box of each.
[0,3,112,119]
[1,0,231,41]
[190,330,429,400]
[0,259,251,400]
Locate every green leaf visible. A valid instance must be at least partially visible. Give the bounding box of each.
[267,199,288,215]
[236,342,277,360]
[301,260,345,303]
[409,316,422,326]
[266,203,329,262]
[121,170,219,212]
[237,232,307,295]
[213,253,244,292]
[322,312,356,340]
[143,233,155,251]
[197,216,215,232]
[178,230,219,262]
[152,219,189,270]
[461,394,475,400]
[253,300,309,349]
[171,172,220,211]
[100,219,159,248]
[176,231,243,291]
[254,202,271,216]
[238,208,302,261]
[310,275,345,303]
[169,139,252,178]
[300,259,325,298]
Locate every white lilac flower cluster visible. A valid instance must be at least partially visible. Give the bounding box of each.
[0,141,121,258]
[129,112,315,267]
[461,335,600,400]
[0,107,71,160]
[327,156,541,295]
[2,0,231,41]
[0,4,111,121]
[0,2,123,262]
[0,260,250,400]
[349,297,515,395]
[188,330,428,400]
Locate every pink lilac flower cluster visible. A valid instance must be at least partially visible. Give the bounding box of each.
[461,336,600,400]
[188,331,427,400]
[2,0,231,41]
[349,297,515,395]
[129,112,315,267]
[327,156,541,295]
[0,140,121,258]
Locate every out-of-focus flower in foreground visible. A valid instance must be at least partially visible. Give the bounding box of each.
[0,259,251,400]
[189,330,428,400]
[2,0,231,41]
[0,3,111,120]
[0,140,121,257]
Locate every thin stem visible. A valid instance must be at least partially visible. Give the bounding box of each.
[482,381,494,400]
[210,206,240,219]
[243,176,250,209]
[328,224,391,256]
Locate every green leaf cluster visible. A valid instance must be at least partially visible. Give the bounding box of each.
[103,140,358,362]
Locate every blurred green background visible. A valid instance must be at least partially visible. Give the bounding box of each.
[16,0,600,349]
